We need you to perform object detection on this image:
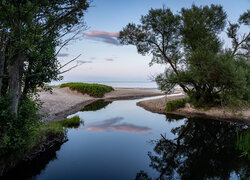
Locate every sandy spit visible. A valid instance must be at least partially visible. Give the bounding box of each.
[137,96,250,125]
[38,87,164,121]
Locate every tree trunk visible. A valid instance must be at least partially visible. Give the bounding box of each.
[8,53,24,115]
[0,32,7,96]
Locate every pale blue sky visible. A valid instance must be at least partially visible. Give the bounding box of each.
[57,0,250,83]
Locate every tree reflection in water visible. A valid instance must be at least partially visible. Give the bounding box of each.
[136,117,250,180]
[80,100,112,112]
[2,143,63,180]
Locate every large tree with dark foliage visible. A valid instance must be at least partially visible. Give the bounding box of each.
[119,5,249,107]
[0,0,90,115]
[0,0,90,162]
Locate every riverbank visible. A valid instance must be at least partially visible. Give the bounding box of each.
[137,96,250,125]
[39,87,164,121]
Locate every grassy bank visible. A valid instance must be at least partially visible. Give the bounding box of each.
[60,82,114,98]
[0,116,82,175]
[41,116,83,133]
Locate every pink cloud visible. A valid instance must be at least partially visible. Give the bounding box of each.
[86,30,119,37]
[85,30,120,45]
[86,117,151,133]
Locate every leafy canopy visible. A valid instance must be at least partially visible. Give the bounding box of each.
[119,4,250,107]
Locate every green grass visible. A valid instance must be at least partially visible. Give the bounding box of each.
[57,116,83,128]
[40,116,83,134]
[166,98,189,112]
[236,130,250,159]
[60,82,114,98]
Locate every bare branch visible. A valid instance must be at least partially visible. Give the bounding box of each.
[57,54,81,70]
[55,32,80,57]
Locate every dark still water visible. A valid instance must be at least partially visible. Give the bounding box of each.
[3,98,249,180]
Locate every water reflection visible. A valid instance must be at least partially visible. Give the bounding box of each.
[81,100,112,111]
[86,117,151,133]
[136,118,250,180]
[2,98,249,180]
[2,143,63,180]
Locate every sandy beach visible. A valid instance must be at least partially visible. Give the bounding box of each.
[38,87,250,124]
[39,87,164,121]
[137,96,250,125]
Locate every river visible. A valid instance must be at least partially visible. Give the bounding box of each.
[2,97,249,180]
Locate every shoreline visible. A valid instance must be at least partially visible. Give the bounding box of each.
[39,87,164,121]
[39,87,249,125]
[137,96,250,125]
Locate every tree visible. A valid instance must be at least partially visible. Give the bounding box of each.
[0,0,90,115]
[0,0,90,163]
[119,5,249,107]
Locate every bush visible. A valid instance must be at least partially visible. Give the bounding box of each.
[0,96,41,160]
[0,95,81,163]
[60,82,114,98]
[166,98,189,111]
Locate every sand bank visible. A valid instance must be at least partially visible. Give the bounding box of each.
[39,87,164,121]
[137,96,250,125]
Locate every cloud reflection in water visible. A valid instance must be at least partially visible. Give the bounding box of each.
[86,117,151,133]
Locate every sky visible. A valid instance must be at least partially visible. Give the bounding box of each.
[57,0,250,83]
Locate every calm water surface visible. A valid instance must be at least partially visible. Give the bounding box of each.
[3,98,249,180]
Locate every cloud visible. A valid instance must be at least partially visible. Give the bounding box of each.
[90,57,96,60]
[77,60,92,64]
[86,117,151,133]
[57,53,69,57]
[105,58,114,61]
[85,30,120,46]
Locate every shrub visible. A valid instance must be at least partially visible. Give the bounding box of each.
[166,98,189,111]
[0,96,41,160]
[60,82,114,98]
[0,97,82,164]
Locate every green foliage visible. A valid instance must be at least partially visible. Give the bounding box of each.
[40,116,83,134]
[166,98,189,111]
[40,121,65,135]
[22,32,63,95]
[119,4,250,108]
[58,116,83,128]
[0,0,91,115]
[0,97,82,164]
[0,96,41,160]
[236,130,250,159]
[0,0,91,168]
[60,83,114,98]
